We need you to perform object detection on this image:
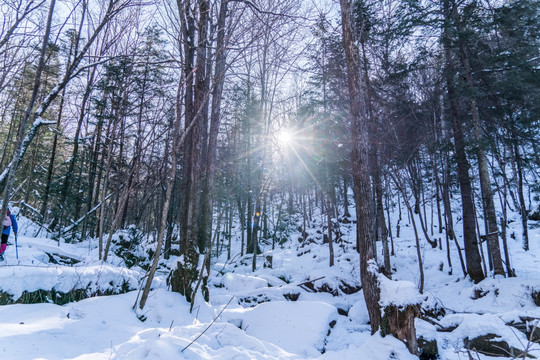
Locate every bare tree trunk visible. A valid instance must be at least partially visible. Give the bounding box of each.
[40,78,68,224]
[252,204,260,272]
[302,193,307,242]
[408,161,437,248]
[441,0,484,283]
[178,0,196,255]
[473,198,488,276]
[327,195,334,267]
[103,157,140,261]
[495,151,514,276]
[198,0,228,261]
[361,37,390,274]
[432,152,443,237]
[343,176,351,217]
[237,196,245,257]
[390,169,424,294]
[97,122,117,260]
[510,129,529,251]
[454,15,505,275]
[385,180,395,256]
[339,0,381,334]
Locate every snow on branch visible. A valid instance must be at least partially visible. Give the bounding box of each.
[62,190,118,234]
[0,118,56,185]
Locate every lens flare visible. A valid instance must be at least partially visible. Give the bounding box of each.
[278,128,294,147]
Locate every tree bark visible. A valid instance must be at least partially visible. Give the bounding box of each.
[198,0,228,261]
[327,194,334,267]
[382,305,420,356]
[441,0,484,283]
[452,8,505,275]
[339,0,381,334]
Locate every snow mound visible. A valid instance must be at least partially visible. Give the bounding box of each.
[224,300,338,357]
[222,272,268,291]
[0,264,139,300]
[379,275,424,308]
[450,313,535,350]
[348,292,370,324]
[113,323,299,360]
[320,332,418,360]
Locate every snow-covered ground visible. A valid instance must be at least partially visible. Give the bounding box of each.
[0,204,539,360]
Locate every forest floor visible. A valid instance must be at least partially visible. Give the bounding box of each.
[0,203,539,359]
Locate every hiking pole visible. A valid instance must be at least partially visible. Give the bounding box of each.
[15,232,18,259]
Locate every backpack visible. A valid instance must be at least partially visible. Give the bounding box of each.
[3,210,11,229]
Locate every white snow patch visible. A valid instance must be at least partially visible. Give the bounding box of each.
[379,275,424,308]
[222,272,268,291]
[224,300,338,357]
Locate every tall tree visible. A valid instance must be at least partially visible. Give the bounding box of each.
[339,0,381,334]
[441,0,485,283]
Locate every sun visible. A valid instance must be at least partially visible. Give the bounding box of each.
[277,128,294,148]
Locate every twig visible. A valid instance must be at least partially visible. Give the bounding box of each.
[181,296,235,353]
[297,276,325,287]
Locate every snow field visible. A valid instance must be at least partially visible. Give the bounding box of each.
[0,205,539,359]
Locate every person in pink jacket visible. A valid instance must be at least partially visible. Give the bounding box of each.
[0,208,18,261]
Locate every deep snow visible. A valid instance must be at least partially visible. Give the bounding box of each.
[0,202,539,360]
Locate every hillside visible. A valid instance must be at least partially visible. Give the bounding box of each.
[0,205,539,360]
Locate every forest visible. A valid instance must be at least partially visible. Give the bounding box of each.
[0,0,539,359]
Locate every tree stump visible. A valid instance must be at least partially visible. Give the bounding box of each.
[381,304,420,355]
[264,255,273,268]
[169,261,197,302]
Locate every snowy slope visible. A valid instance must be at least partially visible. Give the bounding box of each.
[0,206,539,359]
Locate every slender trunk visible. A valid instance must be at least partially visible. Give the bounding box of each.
[497,152,514,276]
[227,201,232,260]
[40,78,68,223]
[510,131,529,251]
[444,206,453,275]
[138,80,183,310]
[23,143,39,206]
[385,181,395,256]
[97,124,117,260]
[252,204,260,272]
[343,176,351,217]
[391,170,424,293]
[303,193,307,241]
[327,194,334,267]
[473,199,488,275]
[432,153,443,235]
[103,159,138,261]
